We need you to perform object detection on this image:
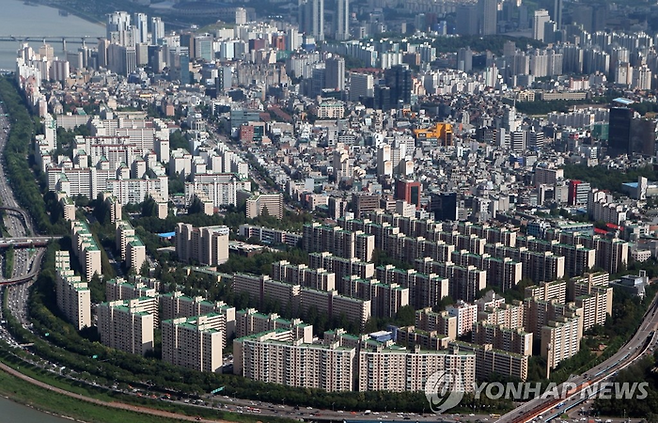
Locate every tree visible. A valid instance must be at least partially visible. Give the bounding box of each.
[141,196,158,217]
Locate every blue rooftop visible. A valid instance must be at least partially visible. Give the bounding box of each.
[158,232,176,238]
[613,98,634,105]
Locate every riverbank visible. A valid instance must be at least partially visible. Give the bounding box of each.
[0,359,228,423]
[13,0,105,26]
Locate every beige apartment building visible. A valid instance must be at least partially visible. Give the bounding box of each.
[472,322,533,356]
[98,297,156,355]
[160,291,236,341]
[70,220,102,280]
[55,250,91,330]
[450,341,529,381]
[105,275,160,302]
[358,346,476,392]
[162,313,224,372]
[175,223,230,266]
[245,192,283,219]
[541,316,582,369]
[114,220,146,272]
[234,329,356,392]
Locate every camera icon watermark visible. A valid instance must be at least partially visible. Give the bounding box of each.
[424,369,466,414]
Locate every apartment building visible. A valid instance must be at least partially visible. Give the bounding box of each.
[238,224,303,247]
[523,297,583,342]
[303,223,375,262]
[375,265,449,309]
[235,308,313,341]
[233,273,372,328]
[472,322,533,356]
[114,220,146,272]
[479,301,525,330]
[70,220,102,280]
[235,329,356,392]
[338,277,409,318]
[184,173,250,209]
[415,308,458,339]
[98,297,156,355]
[396,327,452,350]
[450,341,529,381]
[58,193,76,221]
[102,193,123,223]
[162,313,224,372]
[574,286,612,332]
[106,276,158,301]
[175,223,230,266]
[451,251,522,292]
[54,251,91,330]
[271,261,336,291]
[308,252,375,281]
[541,316,582,369]
[358,345,476,392]
[159,291,236,331]
[414,259,486,302]
[245,192,284,219]
[446,301,478,336]
[525,280,568,304]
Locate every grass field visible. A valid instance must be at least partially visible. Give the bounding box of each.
[0,369,190,423]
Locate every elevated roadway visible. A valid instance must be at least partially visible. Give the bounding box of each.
[498,292,658,423]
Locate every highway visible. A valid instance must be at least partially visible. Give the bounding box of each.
[0,101,44,329]
[498,292,658,423]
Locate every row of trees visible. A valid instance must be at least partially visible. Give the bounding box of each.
[562,164,657,195]
[0,77,67,235]
[593,354,658,421]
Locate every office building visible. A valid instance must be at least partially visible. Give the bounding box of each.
[150,17,165,45]
[608,107,633,156]
[630,118,657,156]
[478,0,497,35]
[299,0,325,41]
[98,298,156,355]
[395,180,421,209]
[430,192,458,221]
[533,10,551,42]
[350,73,374,101]
[553,0,563,29]
[456,5,478,35]
[325,57,346,92]
[385,64,412,106]
[568,180,591,206]
[335,0,350,40]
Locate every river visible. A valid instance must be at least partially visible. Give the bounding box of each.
[0,395,76,423]
[0,0,105,70]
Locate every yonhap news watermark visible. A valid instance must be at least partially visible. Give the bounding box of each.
[424,370,649,414]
